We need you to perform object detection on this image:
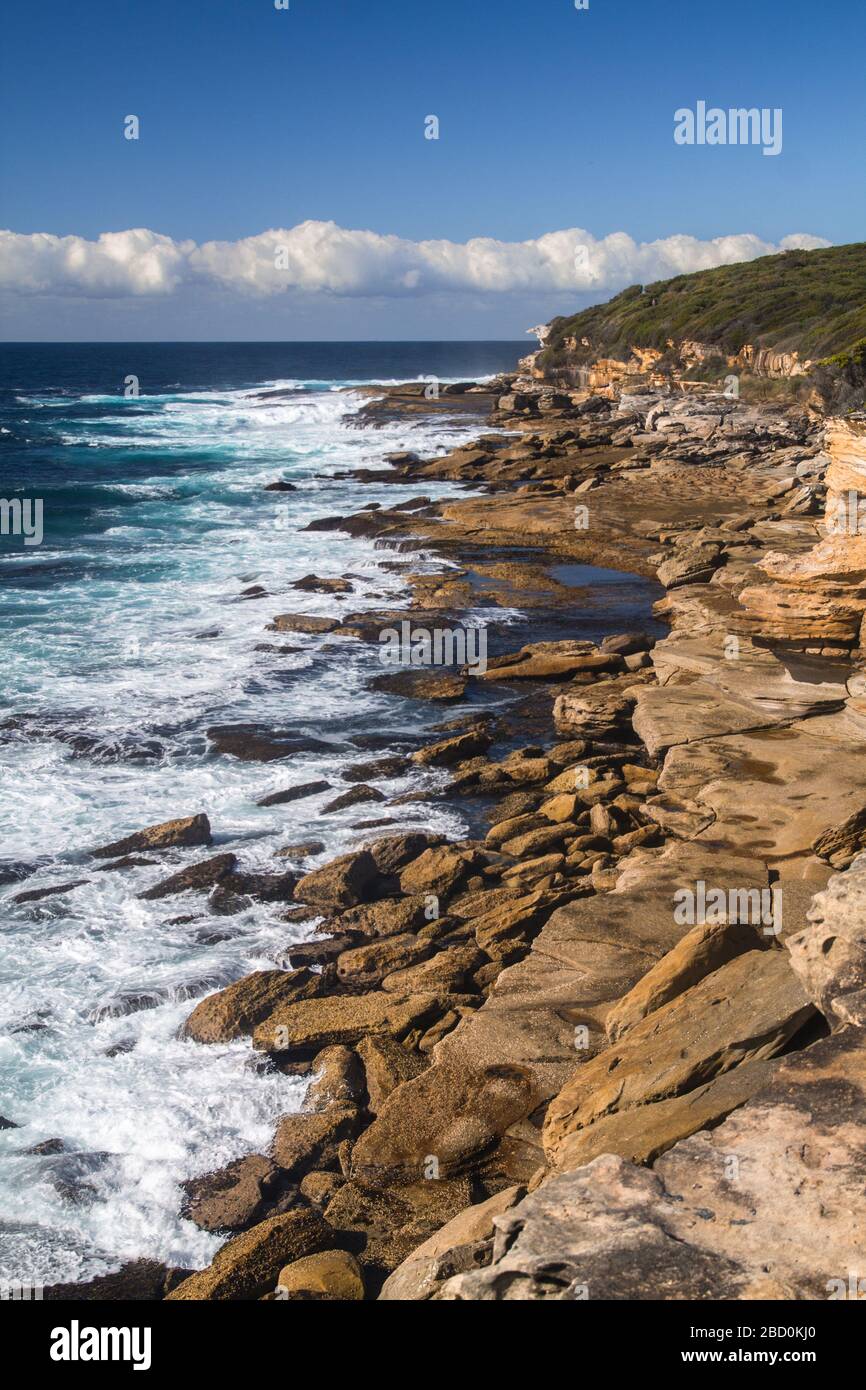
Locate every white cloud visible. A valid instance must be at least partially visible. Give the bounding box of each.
[0,222,831,300]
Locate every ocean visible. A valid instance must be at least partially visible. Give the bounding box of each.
[0,342,657,1286]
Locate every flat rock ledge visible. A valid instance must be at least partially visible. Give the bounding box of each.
[153,390,866,1303]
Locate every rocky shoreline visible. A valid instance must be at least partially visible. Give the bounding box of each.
[44,374,866,1301]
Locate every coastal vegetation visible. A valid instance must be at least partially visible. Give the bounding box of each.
[537,241,866,408]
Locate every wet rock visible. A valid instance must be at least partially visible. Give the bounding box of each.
[88,992,165,1023]
[44,1259,192,1301]
[180,1155,297,1233]
[286,937,356,969]
[0,861,37,887]
[166,1209,335,1301]
[90,813,211,860]
[208,724,332,762]
[371,670,467,701]
[341,756,411,782]
[306,1046,366,1110]
[266,614,339,635]
[275,840,325,859]
[12,879,89,904]
[24,1137,66,1155]
[137,853,237,901]
[181,968,322,1044]
[263,480,296,491]
[94,856,155,873]
[257,780,331,806]
[41,1151,113,1206]
[291,575,353,594]
[323,784,386,813]
[218,869,298,905]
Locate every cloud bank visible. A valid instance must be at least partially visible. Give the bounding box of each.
[0,222,830,301]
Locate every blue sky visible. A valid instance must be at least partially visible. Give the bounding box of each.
[1,0,862,339]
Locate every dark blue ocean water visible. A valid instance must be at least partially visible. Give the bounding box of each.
[0,341,526,577]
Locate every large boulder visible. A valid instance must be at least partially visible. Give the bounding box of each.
[252,991,442,1057]
[165,1209,335,1300]
[437,1156,796,1301]
[271,1104,363,1177]
[542,949,814,1165]
[294,850,382,909]
[180,1155,294,1233]
[450,1029,866,1300]
[336,934,432,987]
[552,1056,780,1171]
[91,813,211,860]
[276,1250,365,1301]
[604,919,767,1041]
[181,969,321,1044]
[398,846,481,898]
[411,727,492,767]
[356,1035,428,1113]
[331,896,430,939]
[382,944,483,996]
[137,853,236,902]
[471,885,577,960]
[305,1046,366,1110]
[366,833,441,876]
[350,1061,536,1188]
